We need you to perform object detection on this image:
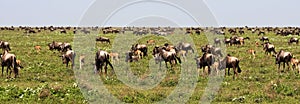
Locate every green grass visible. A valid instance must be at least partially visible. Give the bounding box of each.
[0,29,300,103]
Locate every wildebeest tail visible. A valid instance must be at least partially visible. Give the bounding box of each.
[236,59,242,73]
[11,56,18,77]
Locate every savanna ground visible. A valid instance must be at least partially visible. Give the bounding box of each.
[1,28,300,104]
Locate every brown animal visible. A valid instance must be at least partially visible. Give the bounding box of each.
[34,45,41,52]
[109,52,120,63]
[1,50,18,78]
[195,53,215,75]
[147,40,155,45]
[291,57,300,73]
[96,37,110,44]
[95,50,114,75]
[247,49,256,58]
[60,50,76,68]
[274,49,293,73]
[219,54,242,79]
[79,55,85,69]
[262,42,276,55]
[0,41,11,51]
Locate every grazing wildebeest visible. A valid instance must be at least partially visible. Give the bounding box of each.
[131,44,148,57]
[60,50,76,68]
[262,42,276,55]
[224,38,231,46]
[0,50,18,78]
[177,42,194,54]
[60,42,72,52]
[60,29,67,34]
[95,50,114,75]
[125,51,139,62]
[291,57,300,73]
[260,36,269,42]
[274,49,293,73]
[96,37,110,44]
[195,53,215,75]
[0,41,11,51]
[289,37,299,45]
[152,46,181,68]
[48,41,63,51]
[219,54,242,79]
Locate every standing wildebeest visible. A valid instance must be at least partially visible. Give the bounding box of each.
[131,44,148,57]
[274,50,293,73]
[95,50,114,75]
[214,38,221,46]
[152,45,181,68]
[60,50,76,68]
[60,42,72,52]
[0,50,18,78]
[195,53,215,75]
[260,36,269,42]
[289,37,299,45]
[177,42,194,54]
[96,37,110,44]
[48,41,63,51]
[0,41,11,51]
[262,42,276,55]
[219,54,241,79]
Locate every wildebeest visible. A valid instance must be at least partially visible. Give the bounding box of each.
[274,49,293,73]
[260,36,269,42]
[289,37,299,45]
[0,41,11,51]
[96,37,110,44]
[131,44,148,57]
[214,38,221,46]
[0,50,19,78]
[262,42,276,55]
[219,54,242,79]
[60,42,72,52]
[48,41,63,51]
[177,42,194,54]
[95,50,114,75]
[195,53,215,75]
[152,45,181,68]
[126,51,139,62]
[60,50,76,68]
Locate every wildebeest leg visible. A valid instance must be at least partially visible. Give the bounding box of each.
[283,63,286,72]
[227,68,230,76]
[233,67,238,79]
[208,66,211,75]
[104,63,108,75]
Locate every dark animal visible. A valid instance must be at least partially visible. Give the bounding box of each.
[177,42,194,54]
[96,37,110,44]
[60,50,76,68]
[260,36,269,42]
[274,50,293,73]
[95,50,114,75]
[0,41,11,51]
[289,37,299,45]
[0,50,18,78]
[219,54,241,79]
[262,42,276,55]
[195,53,215,75]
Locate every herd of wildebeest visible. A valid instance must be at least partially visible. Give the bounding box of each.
[1,26,300,79]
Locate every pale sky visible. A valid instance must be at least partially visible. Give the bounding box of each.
[0,0,299,27]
